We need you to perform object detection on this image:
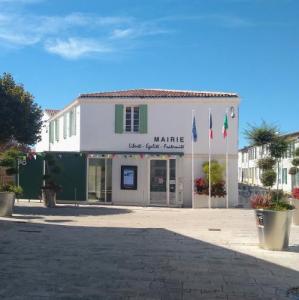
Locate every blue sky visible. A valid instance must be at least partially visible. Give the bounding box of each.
[0,0,298,147]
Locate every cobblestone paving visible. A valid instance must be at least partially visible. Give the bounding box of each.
[0,201,299,299]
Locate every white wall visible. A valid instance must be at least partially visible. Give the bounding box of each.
[80,98,239,156]
[48,106,81,152]
[79,97,239,207]
[112,157,149,205]
[35,112,50,152]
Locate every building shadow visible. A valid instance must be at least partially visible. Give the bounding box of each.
[0,220,298,299]
[13,204,132,217]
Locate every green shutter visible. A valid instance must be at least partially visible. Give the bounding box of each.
[115,104,124,133]
[49,121,54,143]
[63,114,67,139]
[68,111,72,137]
[55,119,59,141]
[139,104,148,134]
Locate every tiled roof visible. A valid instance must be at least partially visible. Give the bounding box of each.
[79,89,238,98]
[45,109,60,117]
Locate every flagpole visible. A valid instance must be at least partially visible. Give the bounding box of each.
[191,109,195,208]
[208,108,211,209]
[225,108,229,209]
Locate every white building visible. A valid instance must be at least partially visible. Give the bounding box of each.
[238,131,299,193]
[35,109,60,153]
[36,89,240,207]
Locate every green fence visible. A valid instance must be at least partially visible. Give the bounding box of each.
[19,152,87,201]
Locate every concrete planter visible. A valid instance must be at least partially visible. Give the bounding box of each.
[255,209,293,251]
[193,194,226,208]
[0,192,15,217]
[291,199,299,225]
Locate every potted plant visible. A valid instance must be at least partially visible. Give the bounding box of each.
[245,122,294,250]
[0,148,23,217]
[42,153,62,208]
[251,191,294,250]
[194,160,226,208]
[291,187,299,225]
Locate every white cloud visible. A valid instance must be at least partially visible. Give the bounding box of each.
[111,28,135,39]
[44,37,112,59]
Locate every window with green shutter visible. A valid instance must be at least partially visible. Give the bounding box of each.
[55,119,59,141]
[115,104,124,133]
[139,104,148,134]
[69,110,73,137]
[63,114,67,139]
[49,121,54,143]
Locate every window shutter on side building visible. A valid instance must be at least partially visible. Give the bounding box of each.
[115,104,124,133]
[139,104,148,134]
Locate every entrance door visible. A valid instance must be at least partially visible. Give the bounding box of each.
[150,160,167,205]
[88,158,112,202]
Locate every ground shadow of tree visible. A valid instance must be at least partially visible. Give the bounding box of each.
[0,220,298,299]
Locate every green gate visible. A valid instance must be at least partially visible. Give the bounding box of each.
[19,152,87,201]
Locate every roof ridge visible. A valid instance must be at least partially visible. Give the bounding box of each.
[79,88,238,98]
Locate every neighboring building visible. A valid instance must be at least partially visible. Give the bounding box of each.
[238,131,299,193]
[34,89,240,207]
[35,109,60,153]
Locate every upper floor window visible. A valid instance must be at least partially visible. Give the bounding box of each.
[115,104,147,134]
[125,106,139,133]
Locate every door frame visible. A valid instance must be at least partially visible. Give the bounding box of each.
[86,156,111,202]
[148,157,177,206]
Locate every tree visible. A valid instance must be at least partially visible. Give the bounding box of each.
[245,121,288,198]
[0,73,43,147]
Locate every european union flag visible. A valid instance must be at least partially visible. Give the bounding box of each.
[192,116,197,142]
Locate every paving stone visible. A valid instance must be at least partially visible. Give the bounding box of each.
[0,201,298,299]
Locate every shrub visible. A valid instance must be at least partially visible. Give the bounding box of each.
[202,160,224,185]
[257,157,276,170]
[210,181,226,198]
[0,183,23,197]
[289,167,298,175]
[291,158,299,167]
[269,189,286,202]
[251,194,271,209]
[194,177,207,194]
[260,169,276,188]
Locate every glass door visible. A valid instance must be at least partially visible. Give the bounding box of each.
[88,158,112,202]
[150,160,167,205]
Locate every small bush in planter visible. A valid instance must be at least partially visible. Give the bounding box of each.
[202,160,224,185]
[0,183,23,197]
[0,148,24,195]
[251,192,293,211]
[195,160,227,198]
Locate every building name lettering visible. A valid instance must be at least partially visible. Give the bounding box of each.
[154,136,184,143]
[128,136,185,151]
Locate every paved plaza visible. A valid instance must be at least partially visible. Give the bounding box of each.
[1,201,299,299]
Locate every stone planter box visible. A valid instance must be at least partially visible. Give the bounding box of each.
[193,194,226,208]
[291,199,299,225]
